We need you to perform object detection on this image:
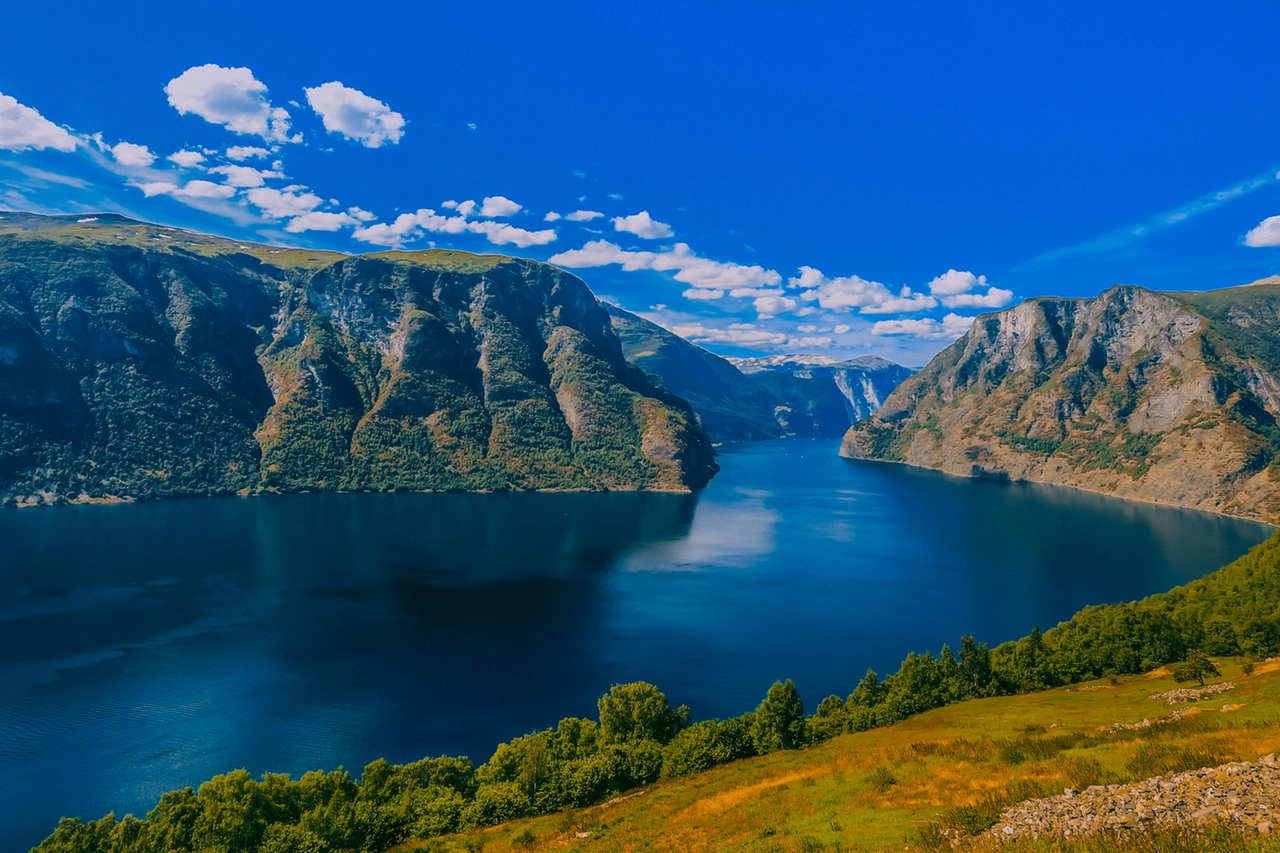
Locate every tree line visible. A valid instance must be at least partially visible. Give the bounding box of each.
[35,532,1280,852]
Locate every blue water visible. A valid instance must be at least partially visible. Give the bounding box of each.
[0,438,1271,850]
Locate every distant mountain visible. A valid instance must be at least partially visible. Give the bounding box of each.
[842,281,1280,523]
[606,305,912,442]
[0,213,717,505]
[727,354,914,436]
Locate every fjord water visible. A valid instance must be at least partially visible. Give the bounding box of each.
[0,439,1270,849]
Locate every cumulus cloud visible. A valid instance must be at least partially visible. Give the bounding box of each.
[137,179,237,201]
[566,210,603,222]
[544,211,562,222]
[110,141,155,168]
[246,186,324,218]
[165,65,296,143]
[303,81,405,148]
[167,150,205,168]
[871,313,976,341]
[352,207,555,249]
[285,211,359,233]
[833,324,851,335]
[791,266,937,314]
[549,240,781,297]
[209,164,281,188]
[671,322,789,347]
[479,195,521,217]
[613,210,674,239]
[226,145,270,160]
[1244,215,1280,247]
[682,288,724,300]
[0,92,77,152]
[925,268,1014,309]
[753,293,799,317]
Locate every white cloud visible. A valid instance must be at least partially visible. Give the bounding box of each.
[544,211,562,222]
[165,65,296,143]
[833,324,851,335]
[479,195,521,217]
[246,186,324,218]
[924,268,1014,309]
[303,81,405,148]
[352,207,554,249]
[566,210,603,222]
[1244,215,1280,247]
[137,179,237,200]
[549,240,782,295]
[286,211,358,233]
[209,164,281,188]
[871,313,976,341]
[465,219,557,248]
[226,145,270,160]
[682,288,724,301]
[0,92,77,152]
[754,293,798,317]
[167,150,205,168]
[926,269,984,296]
[941,287,1015,309]
[110,141,155,168]
[671,322,789,347]
[613,210,674,239]
[442,199,477,216]
[792,266,937,314]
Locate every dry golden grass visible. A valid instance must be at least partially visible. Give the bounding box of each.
[397,658,1280,853]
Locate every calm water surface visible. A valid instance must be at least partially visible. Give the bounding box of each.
[0,438,1271,849]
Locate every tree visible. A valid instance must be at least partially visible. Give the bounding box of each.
[597,682,689,745]
[1172,649,1220,687]
[751,679,807,753]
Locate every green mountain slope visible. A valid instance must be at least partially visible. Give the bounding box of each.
[0,213,716,504]
[605,305,912,442]
[841,280,1280,523]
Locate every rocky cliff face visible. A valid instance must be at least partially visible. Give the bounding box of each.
[0,213,716,505]
[606,305,912,442]
[841,281,1280,523]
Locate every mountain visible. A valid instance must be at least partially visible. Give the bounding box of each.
[0,213,716,505]
[605,304,913,442]
[727,354,914,437]
[841,280,1280,523]
[603,304,785,442]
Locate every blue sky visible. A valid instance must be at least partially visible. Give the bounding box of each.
[1,1,1278,365]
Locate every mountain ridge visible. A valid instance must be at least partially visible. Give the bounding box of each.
[841,280,1280,523]
[0,213,716,504]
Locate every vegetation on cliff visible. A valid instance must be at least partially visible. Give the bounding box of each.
[0,214,716,504]
[32,527,1280,852]
[842,280,1280,522]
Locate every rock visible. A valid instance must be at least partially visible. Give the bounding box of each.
[1259,821,1272,834]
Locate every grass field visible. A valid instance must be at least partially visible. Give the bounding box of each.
[398,659,1280,853]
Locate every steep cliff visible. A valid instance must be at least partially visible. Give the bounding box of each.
[0,213,716,505]
[606,305,912,442]
[841,280,1280,522]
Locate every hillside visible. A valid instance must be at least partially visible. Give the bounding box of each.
[0,213,716,504]
[842,280,1280,523]
[606,305,912,442]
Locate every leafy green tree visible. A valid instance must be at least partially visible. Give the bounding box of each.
[751,679,807,753]
[597,682,689,745]
[1172,650,1220,686]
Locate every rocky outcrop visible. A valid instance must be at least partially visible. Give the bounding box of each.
[0,213,717,504]
[991,753,1279,841]
[841,282,1280,523]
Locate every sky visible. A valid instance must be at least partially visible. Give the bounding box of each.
[1,1,1278,366]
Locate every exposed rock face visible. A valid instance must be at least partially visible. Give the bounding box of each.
[729,354,914,435]
[841,282,1280,523]
[991,753,1280,841]
[0,214,716,504]
[606,304,913,442]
